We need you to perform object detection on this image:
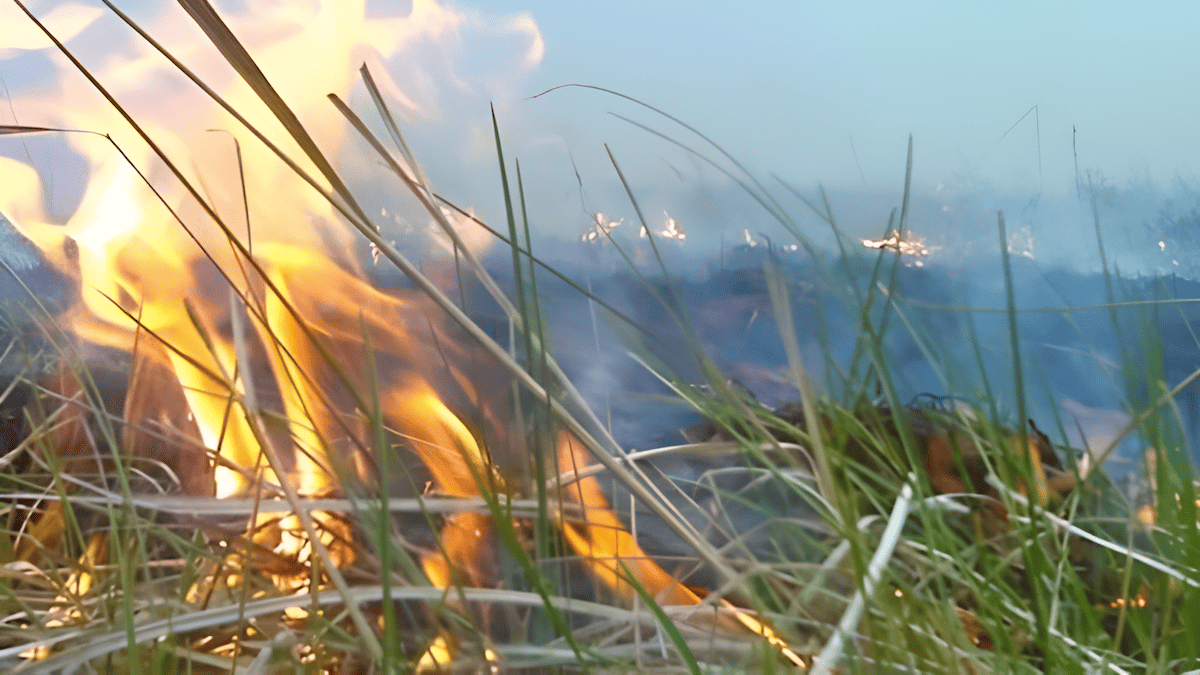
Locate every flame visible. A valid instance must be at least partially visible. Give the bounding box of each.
[861,229,939,266]
[2,0,546,650]
[554,431,809,668]
[1,1,805,668]
[555,431,702,606]
[2,0,542,498]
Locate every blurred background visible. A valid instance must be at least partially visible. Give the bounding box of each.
[1,0,1197,472]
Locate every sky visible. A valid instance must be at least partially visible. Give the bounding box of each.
[0,0,1194,455]
[475,0,1200,195]
[440,0,1200,454]
[2,0,1199,270]
[404,0,1200,278]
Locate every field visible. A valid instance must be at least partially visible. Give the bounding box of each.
[1,1,1198,673]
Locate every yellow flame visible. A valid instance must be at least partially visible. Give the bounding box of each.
[1,2,810,668]
[2,0,545,502]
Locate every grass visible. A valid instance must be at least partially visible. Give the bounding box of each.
[1,1,1199,673]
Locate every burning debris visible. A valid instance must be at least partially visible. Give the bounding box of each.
[581,211,623,243]
[860,228,938,266]
[639,211,686,241]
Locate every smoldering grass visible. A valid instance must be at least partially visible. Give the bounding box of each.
[2,1,1197,674]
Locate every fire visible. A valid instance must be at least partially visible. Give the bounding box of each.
[2,0,543,499]
[556,430,704,606]
[1,0,804,669]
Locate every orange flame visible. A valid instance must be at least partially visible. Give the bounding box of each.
[555,431,703,606]
[2,0,536,500]
[1,1,805,667]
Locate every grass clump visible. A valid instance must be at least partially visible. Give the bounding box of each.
[0,1,1198,673]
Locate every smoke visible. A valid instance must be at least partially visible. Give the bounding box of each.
[2,0,1197,467]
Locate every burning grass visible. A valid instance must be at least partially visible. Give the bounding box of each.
[2,1,1199,673]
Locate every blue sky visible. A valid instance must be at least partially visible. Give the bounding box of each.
[472,1,1199,453]
[0,0,1191,453]
[2,0,1198,272]
[481,0,1199,196]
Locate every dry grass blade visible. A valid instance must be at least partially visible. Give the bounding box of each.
[811,479,914,675]
[176,0,349,204]
[764,258,838,512]
[0,124,77,135]
[3,586,646,675]
[223,290,382,660]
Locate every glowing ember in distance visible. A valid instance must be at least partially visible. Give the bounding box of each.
[860,229,934,257]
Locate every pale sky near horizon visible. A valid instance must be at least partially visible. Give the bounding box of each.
[5,0,1196,194]
[2,0,1197,275]
[480,0,1199,196]
[0,0,1191,448]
